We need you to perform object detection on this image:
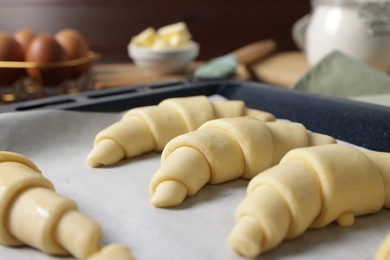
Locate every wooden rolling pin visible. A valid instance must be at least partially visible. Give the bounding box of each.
[194,39,277,78]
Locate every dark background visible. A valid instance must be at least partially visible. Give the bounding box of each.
[0,0,311,62]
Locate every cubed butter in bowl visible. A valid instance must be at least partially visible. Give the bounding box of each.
[128,22,199,74]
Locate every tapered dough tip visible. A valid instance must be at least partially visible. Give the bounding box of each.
[87,156,106,168]
[307,132,337,146]
[228,236,261,259]
[245,108,276,122]
[86,243,134,260]
[336,212,355,227]
[56,210,103,259]
[150,180,188,208]
[87,139,125,167]
[376,233,390,260]
[228,216,263,258]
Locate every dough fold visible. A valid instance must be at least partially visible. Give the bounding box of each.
[87,95,275,167]
[86,243,133,260]
[149,117,336,207]
[0,151,132,259]
[229,144,390,258]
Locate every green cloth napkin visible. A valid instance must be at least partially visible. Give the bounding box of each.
[293,51,390,106]
[350,93,390,107]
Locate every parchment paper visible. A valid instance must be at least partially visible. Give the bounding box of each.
[0,106,389,260]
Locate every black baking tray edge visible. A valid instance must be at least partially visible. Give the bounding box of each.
[1,78,389,152]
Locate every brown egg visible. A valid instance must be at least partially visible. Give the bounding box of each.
[14,28,36,55]
[0,31,24,86]
[55,28,90,79]
[25,33,68,86]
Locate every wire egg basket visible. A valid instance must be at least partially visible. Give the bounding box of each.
[0,51,100,103]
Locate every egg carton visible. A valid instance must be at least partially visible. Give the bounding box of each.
[0,78,389,152]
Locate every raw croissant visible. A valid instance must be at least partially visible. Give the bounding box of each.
[87,95,275,167]
[228,144,390,258]
[149,117,336,207]
[377,232,390,260]
[87,243,133,260]
[0,151,133,260]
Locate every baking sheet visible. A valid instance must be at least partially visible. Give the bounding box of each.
[1,79,389,152]
[0,108,389,260]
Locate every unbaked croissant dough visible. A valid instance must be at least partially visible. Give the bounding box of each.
[377,232,390,260]
[86,243,133,260]
[228,144,390,258]
[149,117,336,207]
[87,95,275,167]
[0,151,133,260]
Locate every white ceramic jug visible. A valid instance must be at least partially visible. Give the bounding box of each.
[292,0,390,70]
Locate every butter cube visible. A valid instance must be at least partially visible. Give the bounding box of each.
[131,22,192,49]
[131,27,157,47]
[157,22,191,48]
[151,38,171,50]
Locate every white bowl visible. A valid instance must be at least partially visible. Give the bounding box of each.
[128,41,199,74]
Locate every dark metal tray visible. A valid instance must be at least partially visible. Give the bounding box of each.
[1,79,389,152]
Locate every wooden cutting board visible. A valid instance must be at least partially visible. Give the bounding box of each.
[91,51,308,90]
[250,51,310,87]
[91,62,251,90]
